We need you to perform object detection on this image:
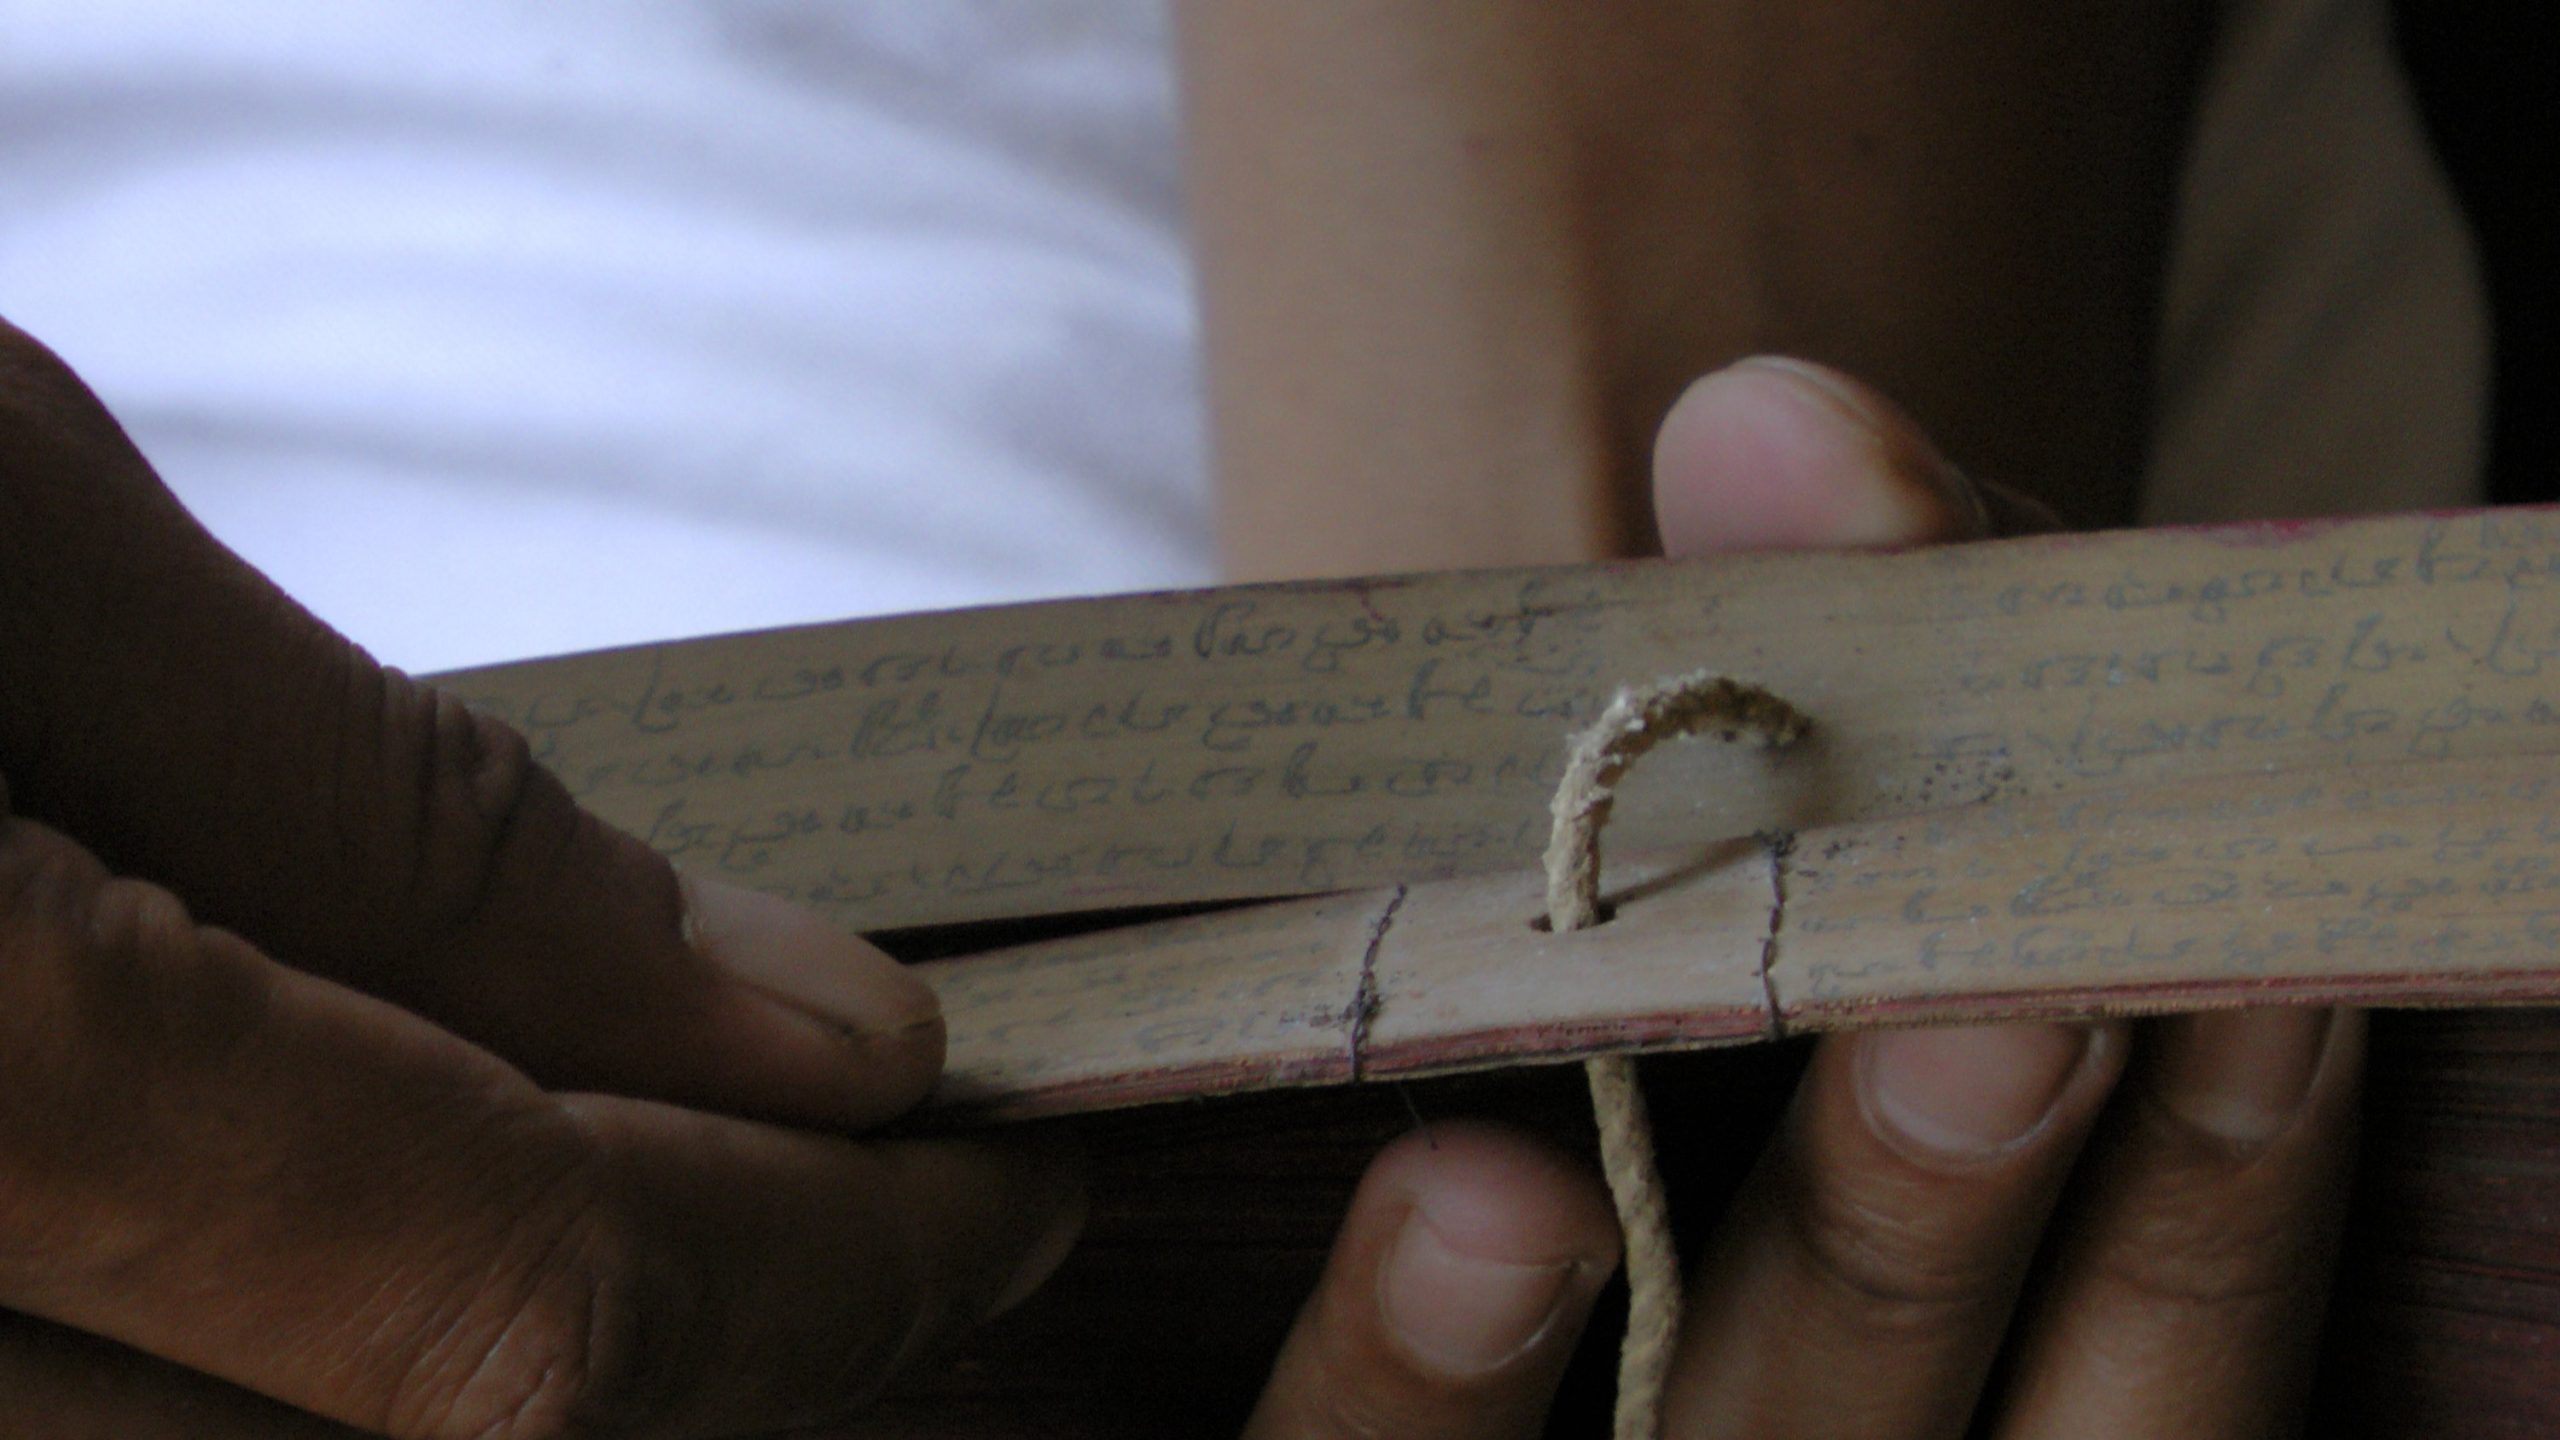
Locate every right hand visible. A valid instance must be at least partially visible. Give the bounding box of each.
[0,317,1084,1438]
[1238,358,2361,1439]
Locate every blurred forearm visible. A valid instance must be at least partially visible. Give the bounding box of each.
[1178,1,2215,578]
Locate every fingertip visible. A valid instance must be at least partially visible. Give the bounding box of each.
[1366,1122,1622,1272]
[1369,1126,1618,1381]
[1856,1022,2122,1165]
[1652,355,1983,557]
[1986,1008,2366,1433]
[2143,1006,2359,1150]
[837,1128,1089,1373]
[1245,1121,1611,1435]
[682,875,946,1126]
[526,1107,1095,1435]
[984,1128,1092,1317]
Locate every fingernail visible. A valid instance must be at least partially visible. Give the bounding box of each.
[1733,355,1896,434]
[2148,1008,2338,1147]
[683,875,942,1044]
[992,1136,1090,1317]
[1863,1023,2093,1160]
[1723,355,1985,541]
[1378,1209,1583,1377]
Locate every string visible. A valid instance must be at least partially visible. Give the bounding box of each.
[1543,670,1810,1439]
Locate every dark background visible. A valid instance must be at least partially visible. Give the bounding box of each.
[2397,1,2555,508]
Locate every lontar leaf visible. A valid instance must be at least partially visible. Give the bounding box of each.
[439,508,2560,1119]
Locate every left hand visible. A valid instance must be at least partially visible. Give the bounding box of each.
[1238,358,2362,1439]
[0,317,1083,1438]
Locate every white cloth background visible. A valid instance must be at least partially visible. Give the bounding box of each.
[0,0,2483,674]
[1,1,1210,673]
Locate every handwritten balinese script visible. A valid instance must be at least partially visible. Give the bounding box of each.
[1781,757,2560,1023]
[437,509,2560,931]
[911,756,2560,1121]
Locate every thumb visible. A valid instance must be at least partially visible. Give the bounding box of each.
[1243,1124,1619,1439]
[1651,355,2058,557]
[0,317,937,1128]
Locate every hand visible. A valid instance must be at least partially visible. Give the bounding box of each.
[0,318,1084,1438]
[1240,357,2362,1438]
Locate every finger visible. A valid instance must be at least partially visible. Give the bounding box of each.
[1650,354,2057,557]
[1992,1008,2363,1439]
[1650,357,2109,1438]
[1242,1124,1618,1440]
[0,1311,368,1440]
[0,798,1082,1438]
[0,318,934,1128]
[1661,1023,2128,1438]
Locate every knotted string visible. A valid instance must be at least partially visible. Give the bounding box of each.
[1543,671,1811,1440]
